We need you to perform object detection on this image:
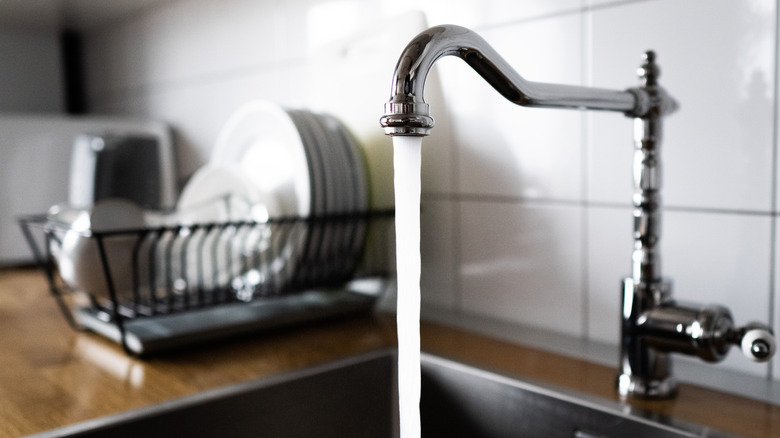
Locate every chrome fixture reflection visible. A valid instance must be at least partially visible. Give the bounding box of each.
[380,25,776,399]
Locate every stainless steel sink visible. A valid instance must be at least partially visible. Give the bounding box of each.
[31,349,737,438]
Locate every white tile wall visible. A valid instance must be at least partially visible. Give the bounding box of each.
[586,206,632,345]
[459,201,584,334]
[664,210,772,376]
[453,17,585,201]
[589,0,777,211]
[420,199,458,311]
[80,0,780,383]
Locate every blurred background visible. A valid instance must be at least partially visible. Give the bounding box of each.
[0,0,777,382]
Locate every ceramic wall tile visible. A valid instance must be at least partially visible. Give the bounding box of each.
[338,0,582,31]
[421,198,458,310]
[451,16,585,201]
[140,82,225,181]
[663,210,772,376]
[586,0,644,8]
[225,0,306,63]
[85,0,299,99]
[139,0,230,84]
[460,201,584,336]
[216,65,309,116]
[588,0,776,212]
[586,205,633,345]
[450,0,582,29]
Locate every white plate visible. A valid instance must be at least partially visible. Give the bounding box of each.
[53,199,146,298]
[211,100,310,218]
[176,164,279,224]
[175,164,290,297]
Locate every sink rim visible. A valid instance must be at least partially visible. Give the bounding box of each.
[28,348,738,438]
[27,349,396,438]
[420,352,737,437]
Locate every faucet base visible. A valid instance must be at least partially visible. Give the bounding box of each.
[617,373,678,399]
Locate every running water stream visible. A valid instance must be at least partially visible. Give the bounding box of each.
[393,136,423,438]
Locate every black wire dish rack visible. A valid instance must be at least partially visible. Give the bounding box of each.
[18,209,394,356]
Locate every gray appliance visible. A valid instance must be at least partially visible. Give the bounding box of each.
[69,133,177,210]
[0,115,173,265]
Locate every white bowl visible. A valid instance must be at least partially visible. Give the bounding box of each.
[52,199,145,300]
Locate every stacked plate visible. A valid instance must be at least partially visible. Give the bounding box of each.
[284,109,368,281]
[198,100,369,294]
[209,101,368,218]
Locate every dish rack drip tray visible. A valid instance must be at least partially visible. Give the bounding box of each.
[19,210,394,356]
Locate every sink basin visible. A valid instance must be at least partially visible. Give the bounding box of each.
[32,349,736,438]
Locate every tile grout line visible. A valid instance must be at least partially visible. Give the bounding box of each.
[471,0,656,34]
[422,192,778,217]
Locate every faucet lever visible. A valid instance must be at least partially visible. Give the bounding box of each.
[730,322,776,362]
[638,303,776,364]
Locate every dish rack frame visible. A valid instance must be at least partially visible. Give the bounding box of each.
[18,210,394,356]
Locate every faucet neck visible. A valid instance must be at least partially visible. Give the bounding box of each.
[379,25,677,137]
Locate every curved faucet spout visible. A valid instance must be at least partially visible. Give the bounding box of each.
[379,25,677,136]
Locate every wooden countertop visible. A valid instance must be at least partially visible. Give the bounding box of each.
[1,268,778,437]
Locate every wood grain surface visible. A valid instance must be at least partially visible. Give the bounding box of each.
[1,268,777,437]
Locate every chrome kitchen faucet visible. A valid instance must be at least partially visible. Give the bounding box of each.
[380,24,776,399]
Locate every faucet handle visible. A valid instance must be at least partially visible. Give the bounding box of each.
[641,304,775,363]
[731,322,776,362]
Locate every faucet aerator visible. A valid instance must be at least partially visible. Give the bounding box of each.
[380,101,434,137]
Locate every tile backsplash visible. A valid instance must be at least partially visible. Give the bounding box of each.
[81,0,780,381]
